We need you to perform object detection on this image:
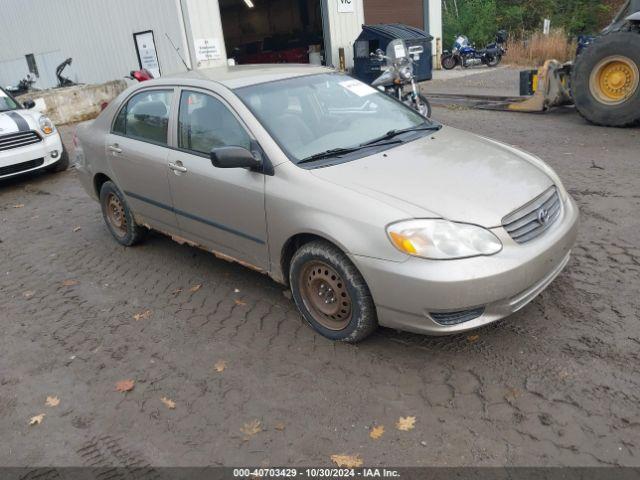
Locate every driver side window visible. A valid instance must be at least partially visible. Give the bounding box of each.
[178,91,251,155]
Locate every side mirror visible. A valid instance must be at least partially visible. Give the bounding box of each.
[23,99,36,109]
[210,146,261,170]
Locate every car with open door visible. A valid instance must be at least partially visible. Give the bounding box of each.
[75,65,579,343]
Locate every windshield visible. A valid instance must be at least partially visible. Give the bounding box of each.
[0,88,20,112]
[235,73,432,165]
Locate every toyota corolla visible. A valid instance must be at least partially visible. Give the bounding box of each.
[75,65,579,342]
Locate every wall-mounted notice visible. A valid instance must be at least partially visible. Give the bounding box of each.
[195,38,222,62]
[134,30,161,78]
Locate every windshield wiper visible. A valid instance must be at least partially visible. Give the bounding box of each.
[361,123,442,147]
[297,140,402,165]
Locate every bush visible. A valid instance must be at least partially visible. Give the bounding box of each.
[503,29,577,66]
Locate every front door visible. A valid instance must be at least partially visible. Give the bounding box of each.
[167,89,268,269]
[106,88,178,231]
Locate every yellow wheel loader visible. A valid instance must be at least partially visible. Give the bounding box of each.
[515,0,640,127]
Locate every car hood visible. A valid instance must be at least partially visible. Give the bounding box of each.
[310,126,555,228]
[0,109,39,134]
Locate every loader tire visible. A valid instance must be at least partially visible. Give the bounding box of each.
[571,32,640,127]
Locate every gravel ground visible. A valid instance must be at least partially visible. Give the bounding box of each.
[0,75,639,469]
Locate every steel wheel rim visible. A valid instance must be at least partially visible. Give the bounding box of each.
[106,193,127,238]
[299,261,352,331]
[589,55,639,105]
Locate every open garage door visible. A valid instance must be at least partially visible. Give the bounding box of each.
[220,0,326,66]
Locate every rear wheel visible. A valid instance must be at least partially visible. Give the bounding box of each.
[289,240,378,343]
[99,181,147,246]
[486,55,501,67]
[572,33,640,127]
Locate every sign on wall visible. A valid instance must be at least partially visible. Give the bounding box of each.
[194,38,222,62]
[133,30,161,78]
[337,0,355,13]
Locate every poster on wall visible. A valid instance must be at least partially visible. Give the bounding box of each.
[194,38,222,63]
[134,30,161,78]
[337,0,355,13]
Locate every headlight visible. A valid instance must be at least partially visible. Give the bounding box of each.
[387,219,502,260]
[38,115,55,135]
[399,65,413,80]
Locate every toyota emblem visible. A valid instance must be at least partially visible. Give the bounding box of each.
[537,208,551,225]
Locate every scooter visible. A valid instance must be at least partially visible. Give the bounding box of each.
[441,31,507,70]
[5,73,37,96]
[370,39,432,118]
[126,68,154,82]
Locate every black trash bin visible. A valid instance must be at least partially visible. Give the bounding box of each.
[353,24,433,85]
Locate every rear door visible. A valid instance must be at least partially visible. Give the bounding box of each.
[106,88,179,231]
[166,88,268,269]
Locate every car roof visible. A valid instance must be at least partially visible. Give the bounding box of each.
[165,63,334,89]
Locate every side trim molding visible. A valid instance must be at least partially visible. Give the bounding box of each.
[123,190,265,245]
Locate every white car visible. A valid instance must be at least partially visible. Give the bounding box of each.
[0,86,67,180]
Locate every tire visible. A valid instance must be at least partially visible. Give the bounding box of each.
[486,55,501,67]
[99,181,147,246]
[289,240,378,343]
[46,149,69,173]
[403,92,432,118]
[571,32,640,127]
[442,55,457,70]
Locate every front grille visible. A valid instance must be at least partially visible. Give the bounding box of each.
[0,158,44,176]
[430,307,485,326]
[502,186,562,244]
[0,131,42,152]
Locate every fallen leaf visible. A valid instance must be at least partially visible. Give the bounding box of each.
[171,288,183,295]
[45,396,60,407]
[62,279,79,287]
[467,334,480,343]
[395,416,416,431]
[13,204,25,208]
[214,360,227,373]
[29,413,45,425]
[240,419,262,439]
[189,284,202,293]
[369,425,384,440]
[73,226,82,232]
[234,299,246,306]
[330,454,363,468]
[133,309,152,321]
[160,396,176,409]
[115,379,135,393]
[22,290,35,298]
[274,422,286,431]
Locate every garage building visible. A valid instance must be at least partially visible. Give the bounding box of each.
[0,0,441,90]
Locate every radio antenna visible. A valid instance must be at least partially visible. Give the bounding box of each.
[165,33,191,71]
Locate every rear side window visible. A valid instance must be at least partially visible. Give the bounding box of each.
[178,90,251,155]
[112,89,173,145]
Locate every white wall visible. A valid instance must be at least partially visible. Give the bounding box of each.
[0,0,191,87]
[322,0,365,69]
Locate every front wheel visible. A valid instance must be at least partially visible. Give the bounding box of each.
[442,55,457,70]
[403,92,432,118]
[289,240,378,343]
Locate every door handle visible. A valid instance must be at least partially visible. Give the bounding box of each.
[108,144,122,154]
[168,161,188,173]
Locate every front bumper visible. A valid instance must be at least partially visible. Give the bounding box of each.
[0,132,64,180]
[354,195,579,335]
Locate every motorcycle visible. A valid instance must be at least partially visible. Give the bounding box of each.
[5,73,37,96]
[441,31,507,70]
[370,39,431,118]
[126,68,154,82]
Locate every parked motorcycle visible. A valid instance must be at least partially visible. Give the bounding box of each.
[441,31,507,70]
[5,73,37,96]
[370,39,431,118]
[126,68,154,82]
